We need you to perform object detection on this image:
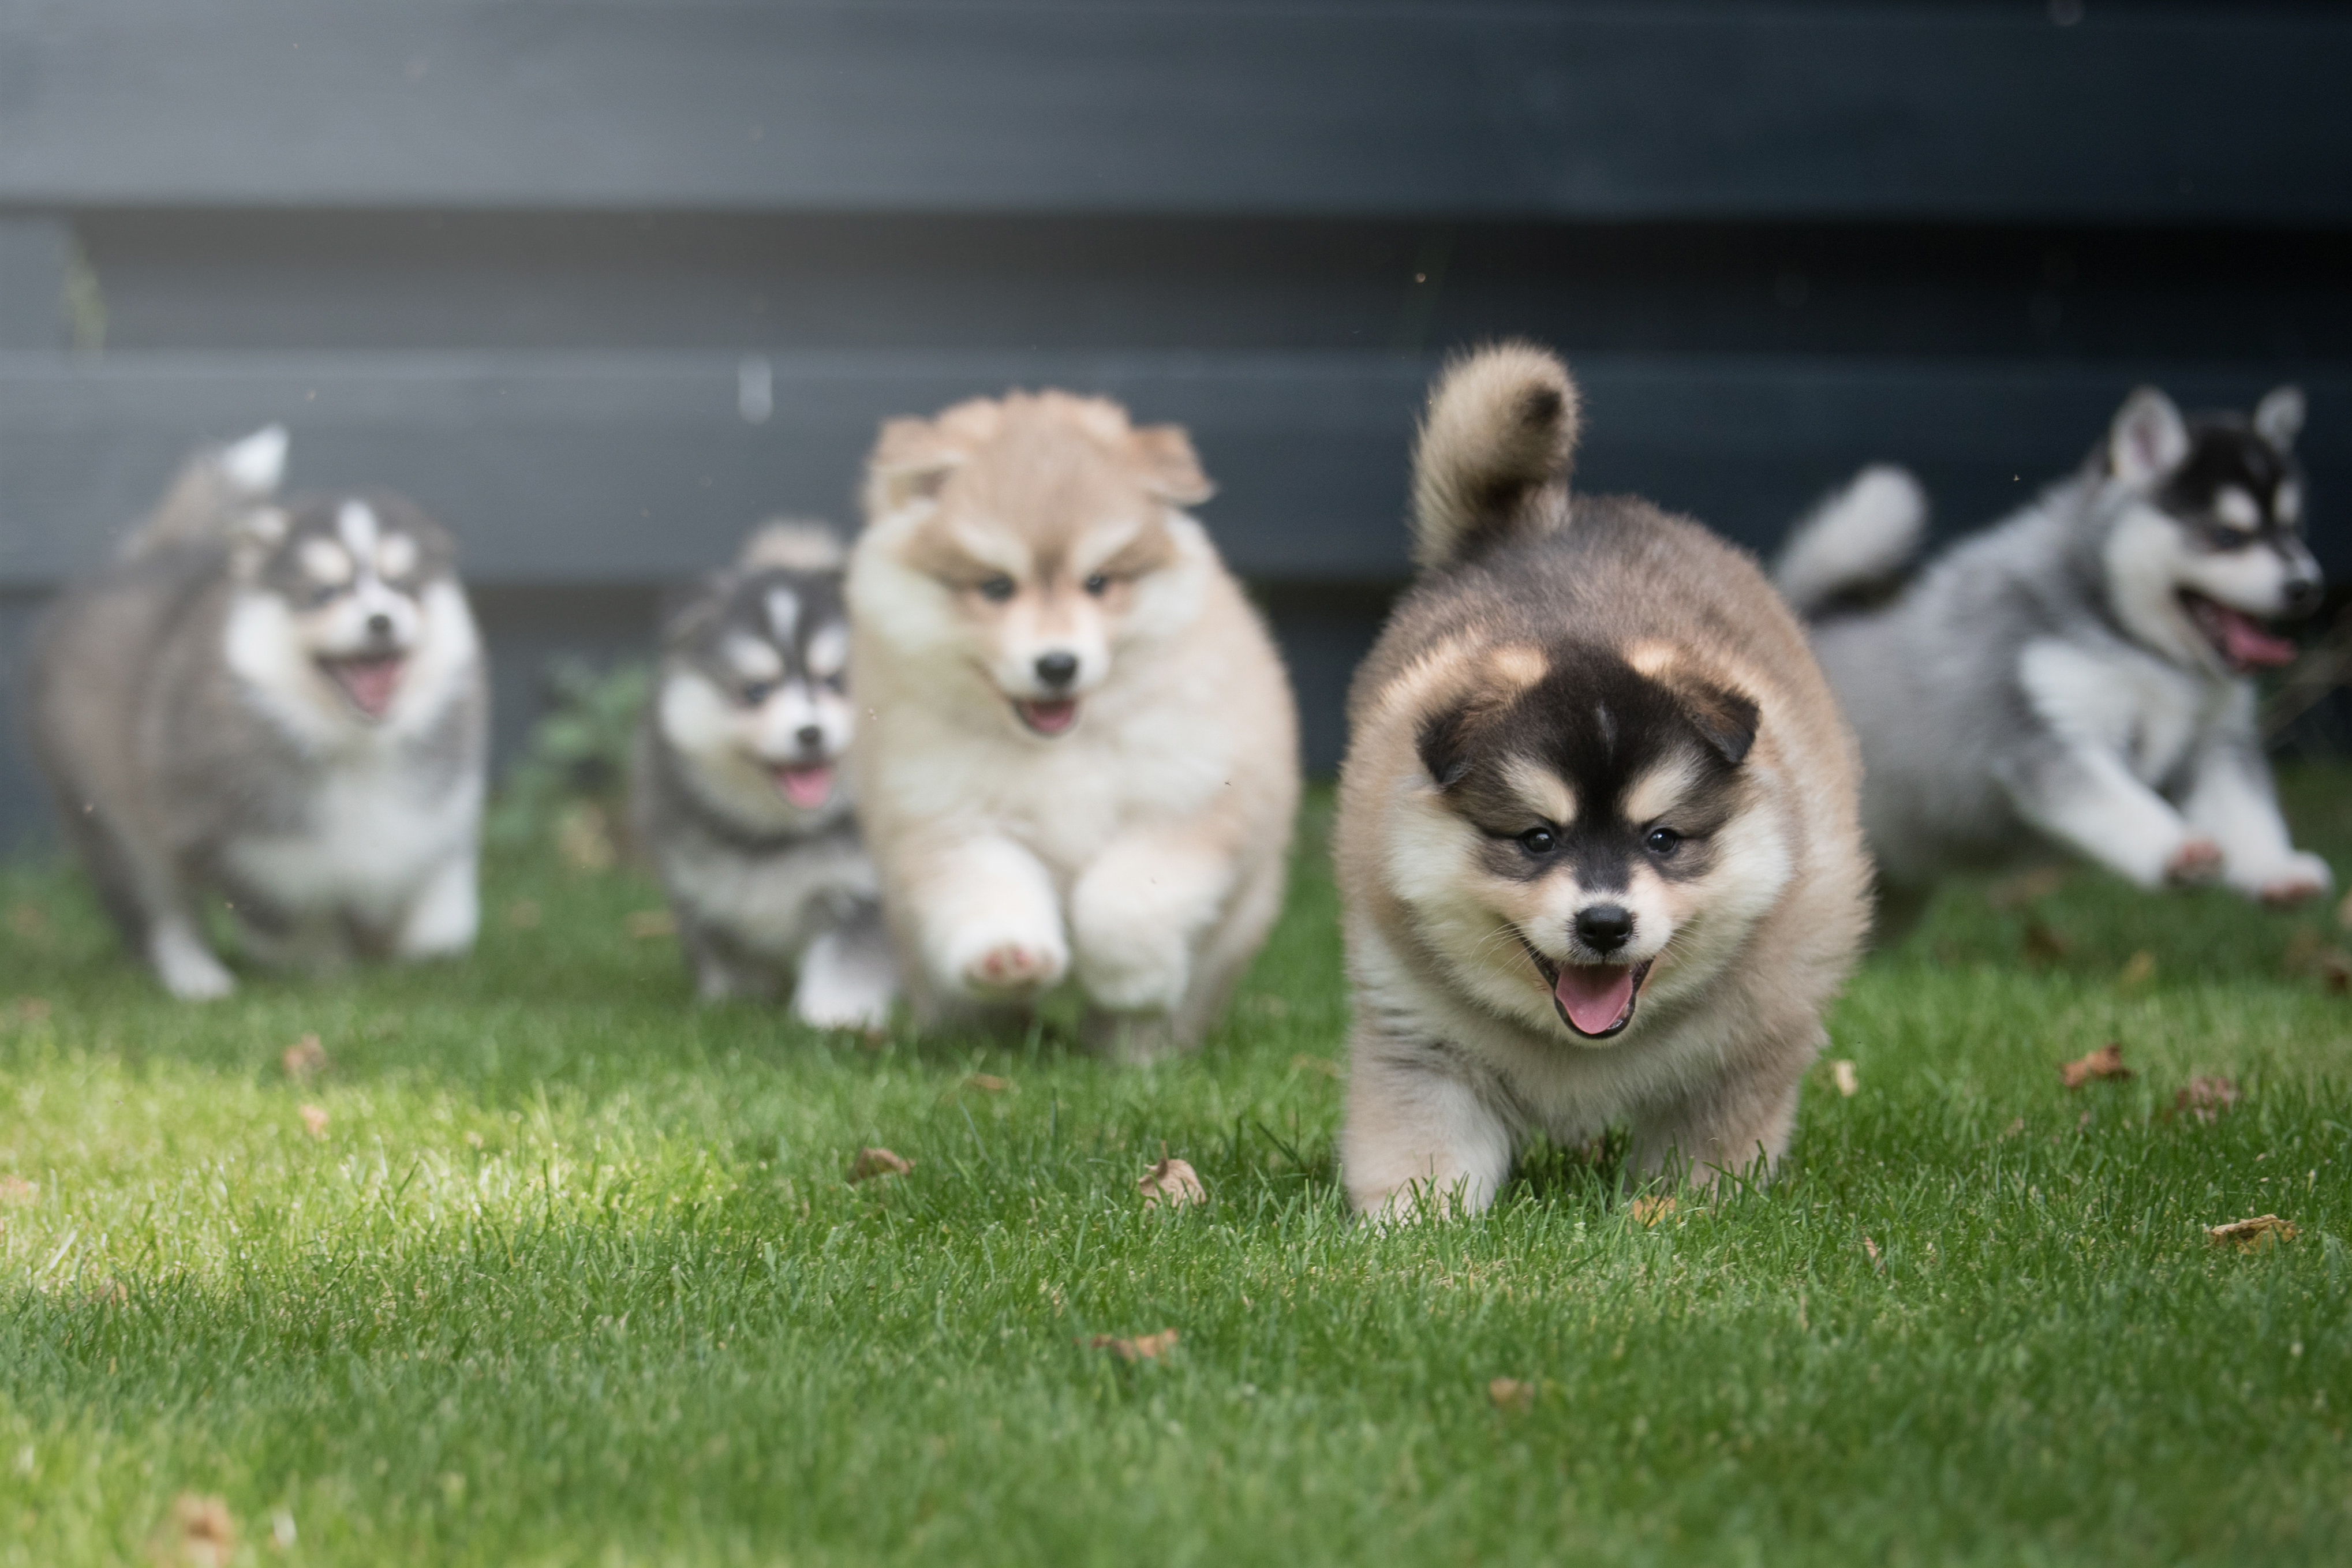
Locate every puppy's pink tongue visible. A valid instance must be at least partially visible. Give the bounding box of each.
[775,764,833,809]
[1017,699,1079,734]
[2216,607,2297,668]
[325,656,404,718]
[1554,964,1634,1034]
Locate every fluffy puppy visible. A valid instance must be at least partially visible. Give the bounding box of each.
[630,523,897,1027]
[25,430,487,998]
[847,390,1299,1057]
[1337,344,1870,1217]
[1778,386,2327,933]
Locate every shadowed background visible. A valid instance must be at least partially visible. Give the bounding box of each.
[3,0,2350,846]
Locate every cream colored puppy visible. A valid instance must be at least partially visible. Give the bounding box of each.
[1338,344,1871,1217]
[848,391,1299,1057]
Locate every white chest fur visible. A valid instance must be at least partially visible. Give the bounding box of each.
[663,832,876,960]
[224,754,480,923]
[2017,636,2224,784]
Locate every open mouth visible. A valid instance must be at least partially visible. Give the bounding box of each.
[1013,698,1080,736]
[2181,591,2298,673]
[771,763,835,810]
[1523,940,1654,1039]
[318,654,405,720]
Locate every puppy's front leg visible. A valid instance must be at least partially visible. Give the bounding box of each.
[392,848,480,959]
[1341,1032,1513,1219]
[1996,743,2218,889]
[2182,730,2332,906]
[1070,829,1235,1022]
[793,908,899,1030]
[904,835,1068,1002]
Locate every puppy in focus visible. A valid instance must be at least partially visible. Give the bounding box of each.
[25,428,487,998]
[631,523,896,1028]
[848,390,1299,1057]
[1778,385,2327,935]
[1337,344,1869,1217]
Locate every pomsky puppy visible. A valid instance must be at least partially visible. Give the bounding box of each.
[25,428,487,998]
[1777,384,2327,934]
[847,390,1299,1057]
[1337,343,1869,1217]
[630,523,898,1028]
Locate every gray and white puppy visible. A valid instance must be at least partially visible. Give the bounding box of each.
[1777,385,2327,934]
[630,524,897,1028]
[25,428,488,998]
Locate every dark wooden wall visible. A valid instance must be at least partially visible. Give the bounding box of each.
[5,2,2350,845]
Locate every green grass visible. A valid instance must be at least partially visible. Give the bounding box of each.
[3,775,2351,1567]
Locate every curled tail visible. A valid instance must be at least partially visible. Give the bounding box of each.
[116,424,288,560]
[1409,341,1581,574]
[1774,464,1928,619]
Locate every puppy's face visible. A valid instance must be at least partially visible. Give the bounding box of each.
[236,494,462,724]
[2101,386,2321,676]
[858,391,1213,738]
[1383,643,1786,1044]
[658,566,856,821]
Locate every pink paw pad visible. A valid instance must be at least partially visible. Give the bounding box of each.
[2164,837,2223,885]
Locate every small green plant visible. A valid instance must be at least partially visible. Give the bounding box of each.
[487,657,652,863]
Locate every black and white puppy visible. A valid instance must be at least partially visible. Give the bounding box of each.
[26,429,487,997]
[1778,385,2328,930]
[631,524,897,1027]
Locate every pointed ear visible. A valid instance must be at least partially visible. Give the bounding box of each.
[1677,680,1759,766]
[2254,385,2305,452]
[1413,703,1476,789]
[657,575,728,650]
[218,424,288,496]
[1130,424,1215,507]
[863,415,966,517]
[2108,387,2190,488]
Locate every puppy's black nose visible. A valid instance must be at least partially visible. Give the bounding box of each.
[2286,577,2324,618]
[1575,904,1633,954]
[1034,651,1079,688]
[365,612,393,639]
[795,724,824,749]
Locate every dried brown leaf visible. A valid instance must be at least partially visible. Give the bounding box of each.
[2172,1076,2241,1125]
[3,997,51,1027]
[2059,1042,2132,1088]
[506,899,543,930]
[1290,1053,1341,1079]
[1830,1059,1860,1097]
[962,1073,1009,1094]
[1139,1156,1207,1210]
[555,802,617,873]
[1086,1329,1178,1361]
[1628,1195,1677,1226]
[298,1104,330,1140]
[279,1033,328,1080]
[2022,919,2073,966]
[162,1492,237,1568]
[1487,1376,1536,1413]
[1988,866,2070,910]
[2002,1117,2026,1139]
[847,1146,911,1183]
[1862,1234,1884,1271]
[626,908,676,940]
[0,1176,35,1206]
[2118,950,2157,986]
[2206,1214,2298,1251]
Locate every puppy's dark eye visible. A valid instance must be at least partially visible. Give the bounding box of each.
[1645,827,1682,857]
[741,680,776,705]
[1083,572,1110,596]
[978,576,1016,603]
[1518,826,1555,855]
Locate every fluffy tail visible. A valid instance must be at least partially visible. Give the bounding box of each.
[1409,342,1581,573]
[116,424,288,560]
[1773,465,1928,618]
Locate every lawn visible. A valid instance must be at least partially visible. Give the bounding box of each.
[2,773,2350,1566]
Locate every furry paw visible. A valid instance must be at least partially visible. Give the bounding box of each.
[2164,836,2224,886]
[959,939,1067,996]
[2256,852,2334,908]
[151,930,235,1001]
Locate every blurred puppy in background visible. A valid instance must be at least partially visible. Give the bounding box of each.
[1337,344,1869,1217]
[1778,385,2327,936]
[25,428,487,998]
[848,390,1299,1058]
[631,523,896,1028]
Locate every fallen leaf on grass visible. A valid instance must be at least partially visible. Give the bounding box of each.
[2022,919,2073,966]
[1830,1059,1859,1097]
[0,1176,35,1206]
[847,1147,911,1183]
[1487,1377,1536,1413]
[159,1492,236,1568]
[2,997,51,1027]
[2207,1214,2298,1251]
[1628,1195,1677,1226]
[2003,1117,2026,1139]
[962,1073,1009,1093]
[280,1032,328,1080]
[2118,950,2157,986]
[6,904,47,939]
[626,908,676,940]
[1988,866,2070,910]
[2171,1075,2241,1125]
[1291,1053,1341,1079]
[506,899,543,930]
[1085,1329,1177,1361]
[1863,1235,1884,1271]
[2059,1042,2132,1088]
[87,1277,127,1307]
[556,802,617,873]
[298,1105,330,1140]
[1139,1156,1206,1210]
